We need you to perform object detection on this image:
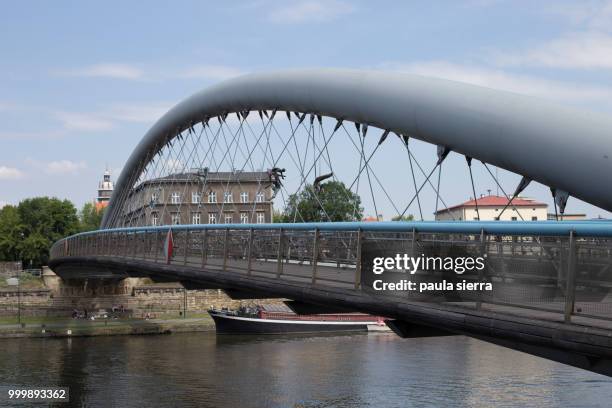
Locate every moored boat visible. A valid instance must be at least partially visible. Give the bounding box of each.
[208,305,386,335]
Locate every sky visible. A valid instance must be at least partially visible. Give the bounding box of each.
[1,0,612,218]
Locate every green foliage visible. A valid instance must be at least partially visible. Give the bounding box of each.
[0,197,80,267]
[0,205,23,261]
[272,209,284,223]
[391,214,415,221]
[79,202,105,232]
[282,181,363,223]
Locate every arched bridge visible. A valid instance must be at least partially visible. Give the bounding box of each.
[50,69,612,376]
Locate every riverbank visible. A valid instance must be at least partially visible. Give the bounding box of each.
[0,315,216,339]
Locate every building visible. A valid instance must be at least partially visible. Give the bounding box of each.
[121,169,274,226]
[96,170,114,210]
[547,213,587,221]
[362,214,383,222]
[435,195,548,221]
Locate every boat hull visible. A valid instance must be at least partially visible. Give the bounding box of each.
[209,311,372,335]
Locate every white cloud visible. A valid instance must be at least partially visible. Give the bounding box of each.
[54,111,114,132]
[179,65,245,81]
[45,160,87,175]
[268,0,354,23]
[61,63,144,80]
[57,62,246,83]
[380,61,612,108]
[0,129,67,140]
[0,201,7,209]
[0,166,23,180]
[105,102,173,123]
[491,1,612,70]
[494,31,612,69]
[546,1,612,31]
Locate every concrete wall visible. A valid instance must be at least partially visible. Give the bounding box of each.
[1,269,283,317]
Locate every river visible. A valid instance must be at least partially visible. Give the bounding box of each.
[1,332,611,407]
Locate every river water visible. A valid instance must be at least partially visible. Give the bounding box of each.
[1,332,611,407]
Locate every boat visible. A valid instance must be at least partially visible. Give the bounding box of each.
[208,304,387,335]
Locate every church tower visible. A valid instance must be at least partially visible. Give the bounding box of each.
[96,169,114,209]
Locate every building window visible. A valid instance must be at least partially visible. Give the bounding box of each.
[240,212,249,224]
[532,216,538,221]
[192,212,201,224]
[151,212,159,226]
[240,191,248,203]
[256,212,265,224]
[224,213,233,224]
[223,191,233,203]
[256,191,265,203]
[208,191,217,203]
[192,192,201,204]
[171,212,181,225]
[171,192,181,204]
[511,216,517,221]
[151,192,159,205]
[208,213,217,224]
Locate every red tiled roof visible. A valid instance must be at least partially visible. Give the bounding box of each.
[436,195,546,214]
[362,216,379,222]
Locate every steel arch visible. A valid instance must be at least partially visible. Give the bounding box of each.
[102,68,612,227]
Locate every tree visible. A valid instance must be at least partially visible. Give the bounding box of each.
[282,181,363,222]
[272,209,284,223]
[391,214,415,221]
[16,197,80,267]
[79,202,105,232]
[0,205,23,262]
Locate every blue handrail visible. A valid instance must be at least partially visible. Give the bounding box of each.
[64,220,612,239]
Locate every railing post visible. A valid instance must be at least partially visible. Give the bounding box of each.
[354,228,363,289]
[276,228,284,278]
[132,232,138,258]
[476,228,486,310]
[154,230,160,263]
[247,228,254,276]
[201,229,208,268]
[311,228,320,284]
[143,230,148,260]
[223,228,229,272]
[564,230,577,323]
[184,229,189,266]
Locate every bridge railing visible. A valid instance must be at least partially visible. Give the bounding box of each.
[50,221,612,324]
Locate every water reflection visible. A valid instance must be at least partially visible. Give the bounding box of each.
[0,333,610,407]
